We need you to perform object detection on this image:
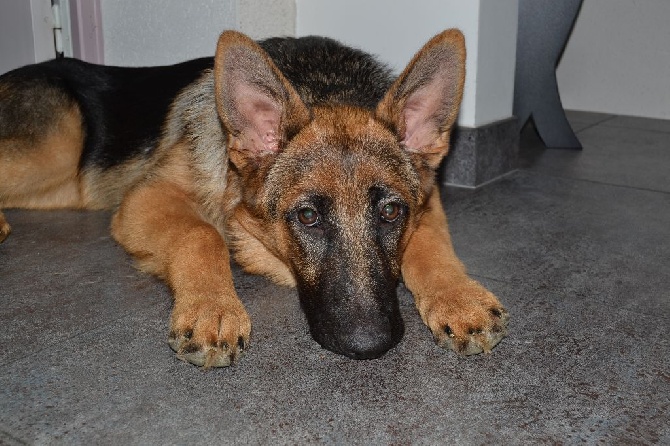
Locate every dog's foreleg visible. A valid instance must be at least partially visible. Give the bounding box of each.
[111,180,251,368]
[401,187,509,355]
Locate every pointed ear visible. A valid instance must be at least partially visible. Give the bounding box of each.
[375,29,466,169]
[214,31,310,169]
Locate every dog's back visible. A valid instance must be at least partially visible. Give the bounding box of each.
[0,37,391,217]
[261,36,393,109]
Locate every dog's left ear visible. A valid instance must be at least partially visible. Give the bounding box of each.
[376,29,466,169]
[214,31,310,169]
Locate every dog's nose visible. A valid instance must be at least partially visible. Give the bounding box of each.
[337,325,402,359]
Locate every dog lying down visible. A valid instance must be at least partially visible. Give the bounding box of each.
[0,29,508,367]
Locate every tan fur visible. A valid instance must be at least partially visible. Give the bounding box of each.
[0,105,84,209]
[228,207,296,286]
[0,104,85,242]
[79,158,159,210]
[110,142,251,368]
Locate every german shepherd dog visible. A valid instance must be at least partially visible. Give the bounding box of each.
[0,29,508,367]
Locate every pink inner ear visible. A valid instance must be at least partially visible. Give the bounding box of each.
[234,83,283,154]
[400,84,443,152]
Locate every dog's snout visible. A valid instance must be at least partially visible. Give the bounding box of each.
[296,251,405,359]
[337,324,403,359]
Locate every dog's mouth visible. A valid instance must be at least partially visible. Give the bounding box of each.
[297,285,405,360]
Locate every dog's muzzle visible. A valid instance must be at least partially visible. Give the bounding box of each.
[298,286,404,359]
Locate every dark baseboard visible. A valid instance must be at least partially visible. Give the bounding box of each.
[442,117,519,188]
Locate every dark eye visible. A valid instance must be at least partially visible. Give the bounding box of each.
[380,202,402,222]
[297,207,319,226]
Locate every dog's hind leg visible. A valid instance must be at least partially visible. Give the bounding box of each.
[0,82,85,241]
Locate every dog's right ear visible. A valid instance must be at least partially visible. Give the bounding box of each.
[214,31,310,170]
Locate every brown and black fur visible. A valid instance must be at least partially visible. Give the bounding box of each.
[0,30,508,367]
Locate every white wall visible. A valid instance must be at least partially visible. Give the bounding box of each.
[2,0,518,129]
[99,0,235,66]
[557,0,670,120]
[296,0,518,128]
[0,0,56,74]
[99,0,295,66]
[237,0,295,40]
[474,1,518,126]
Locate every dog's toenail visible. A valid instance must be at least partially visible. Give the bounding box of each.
[181,343,199,354]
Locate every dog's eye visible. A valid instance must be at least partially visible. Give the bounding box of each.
[297,208,319,226]
[380,202,401,222]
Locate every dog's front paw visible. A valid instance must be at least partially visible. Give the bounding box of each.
[422,280,509,355]
[168,297,251,368]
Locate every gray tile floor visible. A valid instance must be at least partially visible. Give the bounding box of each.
[1,111,668,445]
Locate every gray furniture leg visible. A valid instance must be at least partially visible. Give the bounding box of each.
[514,0,584,149]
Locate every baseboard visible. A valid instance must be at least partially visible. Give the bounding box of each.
[441,117,519,188]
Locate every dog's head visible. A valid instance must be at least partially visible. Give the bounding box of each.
[214,30,465,359]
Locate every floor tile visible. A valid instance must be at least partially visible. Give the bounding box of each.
[603,115,670,133]
[520,123,670,192]
[0,278,666,445]
[0,210,166,365]
[565,110,615,132]
[444,171,670,317]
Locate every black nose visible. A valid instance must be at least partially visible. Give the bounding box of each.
[297,282,405,360]
[336,323,403,360]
